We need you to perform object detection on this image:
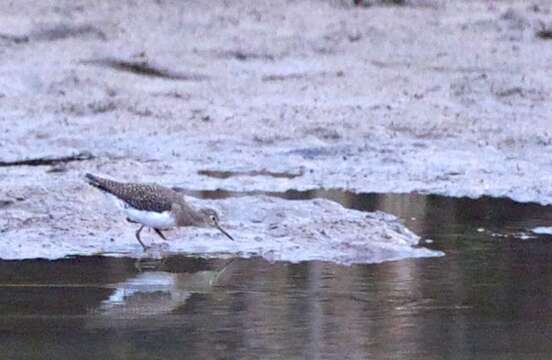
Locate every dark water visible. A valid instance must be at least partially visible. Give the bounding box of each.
[2,191,552,360]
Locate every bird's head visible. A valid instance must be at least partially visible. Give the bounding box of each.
[199,208,234,241]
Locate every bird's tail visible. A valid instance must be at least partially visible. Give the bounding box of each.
[85,173,120,195]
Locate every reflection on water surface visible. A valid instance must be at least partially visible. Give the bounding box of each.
[2,192,552,359]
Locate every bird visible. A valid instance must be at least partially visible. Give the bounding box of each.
[85,173,234,250]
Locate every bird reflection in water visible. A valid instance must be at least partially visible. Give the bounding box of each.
[93,257,236,319]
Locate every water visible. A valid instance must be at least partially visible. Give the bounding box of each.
[2,192,552,359]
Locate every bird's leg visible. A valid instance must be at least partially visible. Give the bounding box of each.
[127,218,138,224]
[135,225,148,250]
[154,228,167,240]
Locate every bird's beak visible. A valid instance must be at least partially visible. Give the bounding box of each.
[215,223,234,241]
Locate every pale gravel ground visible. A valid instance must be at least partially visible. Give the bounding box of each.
[1,0,551,260]
[0,182,440,263]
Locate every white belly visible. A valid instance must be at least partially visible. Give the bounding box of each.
[103,193,176,229]
[125,207,176,229]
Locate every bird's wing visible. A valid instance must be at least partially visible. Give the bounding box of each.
[86,173,180,212]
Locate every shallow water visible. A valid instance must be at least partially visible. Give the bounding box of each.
[2,192,552,359]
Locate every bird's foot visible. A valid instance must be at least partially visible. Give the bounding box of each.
[140,242,170,259]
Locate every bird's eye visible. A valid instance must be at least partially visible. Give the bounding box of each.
[210,215,216,222]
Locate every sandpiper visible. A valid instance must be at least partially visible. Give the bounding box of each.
[85,173,234,250]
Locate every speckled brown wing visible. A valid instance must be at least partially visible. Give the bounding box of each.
[85,173,182,212]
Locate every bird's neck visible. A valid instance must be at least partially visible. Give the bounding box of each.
[174,203,205,227]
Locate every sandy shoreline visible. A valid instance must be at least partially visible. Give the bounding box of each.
[1,0,551,260]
